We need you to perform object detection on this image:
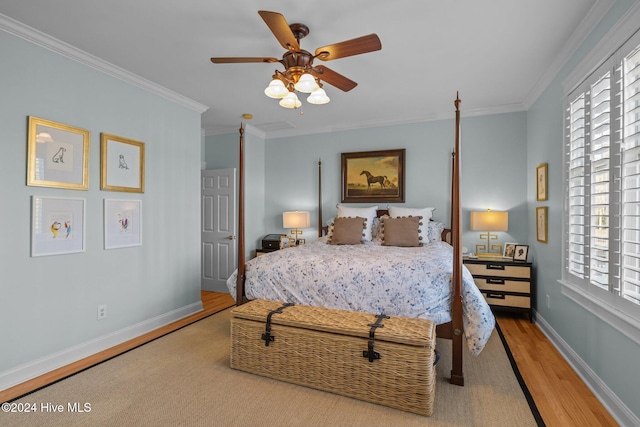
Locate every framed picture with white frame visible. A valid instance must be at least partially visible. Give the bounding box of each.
[104,199,142,249]
[31,196,85,257]
[503,242,517,258]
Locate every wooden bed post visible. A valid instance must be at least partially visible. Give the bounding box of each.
[236,124,246,305]
[318,159,323,238]
[450,93,464,386]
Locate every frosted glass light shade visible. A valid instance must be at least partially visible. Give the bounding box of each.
[279,92,302,109]
[470,210,508,231]
[294,73,319,93]
[307,87,330,105]
[283,211,311,228]
[264,79,288,99]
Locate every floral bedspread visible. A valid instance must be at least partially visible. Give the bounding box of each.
[227,238,495,355]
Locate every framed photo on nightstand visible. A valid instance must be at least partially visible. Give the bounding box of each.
[280,235,291,249]
[513,245,529,262]
[503,242,517,258]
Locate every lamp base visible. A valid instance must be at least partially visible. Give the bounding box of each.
[475,243,504,258]
[290,228,302,246]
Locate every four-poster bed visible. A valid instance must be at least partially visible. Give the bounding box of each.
[231,95,493,387]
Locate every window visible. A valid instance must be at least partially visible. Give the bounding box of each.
[562,30,640,342]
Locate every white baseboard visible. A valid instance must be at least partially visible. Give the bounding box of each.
[535,311,639,427]
[0,301,203,394]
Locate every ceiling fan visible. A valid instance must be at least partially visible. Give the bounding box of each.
[210,10,382,108]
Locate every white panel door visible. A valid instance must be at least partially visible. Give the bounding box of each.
[201,168,236,292]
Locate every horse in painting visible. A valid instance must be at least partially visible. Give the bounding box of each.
[360,170,386,190]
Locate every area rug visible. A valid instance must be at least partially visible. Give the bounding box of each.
[2,309,542,426]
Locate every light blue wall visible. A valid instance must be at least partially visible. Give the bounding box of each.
[526,0,639,420]
[208,112,528,259]
[204,131,238,171]
[0,30,203,374]
[263,113,528,251]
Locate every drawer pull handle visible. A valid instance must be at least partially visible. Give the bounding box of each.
[487,264,506,270]
[487,278,505,285]
[486,292,506,299]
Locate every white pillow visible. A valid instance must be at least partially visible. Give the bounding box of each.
[337,205,378,241]
[388,206,435,243]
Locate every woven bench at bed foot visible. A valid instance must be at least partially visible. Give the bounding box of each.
[230,299,437,416]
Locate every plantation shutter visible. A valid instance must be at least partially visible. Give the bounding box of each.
[567,93,588,282]
[622,42,640,305]
[562,27,640,330]
[589,71,612,291]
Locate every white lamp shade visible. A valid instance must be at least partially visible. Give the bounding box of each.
[294,73,319,93]
[283,211,311,229]
[307,87,330,105]
[264,79,288,99]
[279,92,302,109]
[470,210,508,231]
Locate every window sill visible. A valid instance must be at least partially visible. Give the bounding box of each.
[559,280,640,346]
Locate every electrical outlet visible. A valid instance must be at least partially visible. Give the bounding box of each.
[546,294,551,309]
[97,304,107,320]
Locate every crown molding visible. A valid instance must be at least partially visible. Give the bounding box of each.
[205,102,526,139]
[524,0,615,109]
[244,124,266,139]
[0,13,209,114]
[563,0,640,96]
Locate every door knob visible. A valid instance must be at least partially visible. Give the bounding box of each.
[226,235,236,240]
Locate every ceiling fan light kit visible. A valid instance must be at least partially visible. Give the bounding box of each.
[264,79,289,99]
[211,10,381,110]
[294,73,319,93]
[307,87,330,105]
[279,92,302,109]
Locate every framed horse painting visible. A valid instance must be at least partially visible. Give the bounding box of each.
[341,149,405,203]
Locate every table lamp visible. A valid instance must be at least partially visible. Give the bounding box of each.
[283,211,311,245]
[470,209,509,257]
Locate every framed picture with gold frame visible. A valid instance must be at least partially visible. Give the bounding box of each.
[341,148,405,203]
[100,133,145,193]
[536,206,548,243]
[279,235,291,249]
[536,163,548,201]
[27,116,90,190]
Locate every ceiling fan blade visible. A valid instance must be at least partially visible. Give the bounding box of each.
[258,10,300,51]
[315,34,381,61]
[312,66,357,92]
[210,57,280,64]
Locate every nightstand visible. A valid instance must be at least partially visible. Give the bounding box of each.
[255,248,278,257]
[255,234,286,257]
[463,257,534,321]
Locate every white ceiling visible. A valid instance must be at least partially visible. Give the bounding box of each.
[0,0,605,138]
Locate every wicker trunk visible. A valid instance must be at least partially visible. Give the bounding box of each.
[230,299,437,416]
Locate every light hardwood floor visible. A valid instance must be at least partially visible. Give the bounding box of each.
[0,292,619,426]
[496,313,618,426]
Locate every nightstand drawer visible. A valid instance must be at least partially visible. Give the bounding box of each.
[472,277,530,294]
[465,262,530,279]
[481,291,530,309]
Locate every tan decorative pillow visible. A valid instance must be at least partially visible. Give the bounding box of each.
[382,216,423,247]
[329,217,367,245]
